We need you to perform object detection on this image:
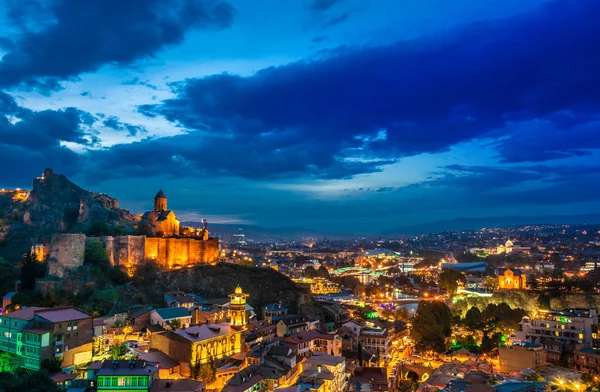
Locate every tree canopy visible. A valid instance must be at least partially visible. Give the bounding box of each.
[439,269,466,296]
[411,300,452,353]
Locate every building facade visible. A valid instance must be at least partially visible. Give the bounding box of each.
[0,307,93,371]
[498,268,527,289]
[229,286,249,328]
[498,342,546,374]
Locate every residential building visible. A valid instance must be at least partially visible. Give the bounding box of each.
[96,360,158,391]
[0,306,93,370]
[359,327,390,359]
[347,367,389,392]
[150,308,192,330]
[299,355,346,392]
[283,330,342,357]
[574,347,600,373]
[498,268,527,289]
[222,364,266,392]
[322,304,350,329]
[263,302,288,324]
[498,342,546,374]
[150,322,243,376]
[164,291,202,309]
[276,315,311,338]
[522,308,598,347]
[128,308,152,332]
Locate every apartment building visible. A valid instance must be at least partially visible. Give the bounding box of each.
[0,306,93,370]
[498,342,546,374]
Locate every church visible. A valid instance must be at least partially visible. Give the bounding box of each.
[140,190,180,237]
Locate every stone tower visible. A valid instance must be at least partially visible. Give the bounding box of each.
[229,285,249,328]
[154,189,167,212]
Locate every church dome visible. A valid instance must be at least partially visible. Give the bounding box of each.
[505,239,514,247]
[235,285,243,294]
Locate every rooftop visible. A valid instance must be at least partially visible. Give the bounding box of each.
[174,322,238,342]
[153,307,191,320]
[264,303,287,312]
[97,360,158,377]
[36,307,91,323]
[2,307,46,320]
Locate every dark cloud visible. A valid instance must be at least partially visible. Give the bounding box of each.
[122,77,159,91]
[0,91,93,183]
[102,116,147,137]
[424,164,600,207]
[310,0,343,12]
[120,0,600,182]
[0,0,235,92]
[321,12,350,29]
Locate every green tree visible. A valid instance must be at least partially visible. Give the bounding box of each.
[0,370,59,392]
[463,307,482,330]
[197,356,216,383]
[107,265,130,285]
[41,358,62,373]
[19,252,47,291]
[439,269,466,296]
[170,319,181,330]
[84,240,110,268]
[304,266,317,278]
[410,300,452,353]
[131,260,160,287]
[317,265,330,280]
[109,343,128,360]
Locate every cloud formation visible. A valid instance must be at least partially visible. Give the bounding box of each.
[0,91,91,182]
[115,0,600,182]
[0,0,235,91]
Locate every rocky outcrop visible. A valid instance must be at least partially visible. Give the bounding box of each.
[25,168,137,232]
[0,168,138,261]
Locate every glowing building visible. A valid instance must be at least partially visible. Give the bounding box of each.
[229,286,249,328]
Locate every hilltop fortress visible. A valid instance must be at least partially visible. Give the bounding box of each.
[47,189,219,277]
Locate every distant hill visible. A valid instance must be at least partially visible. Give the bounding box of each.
[181,221,348,240]
[384,214,600,236]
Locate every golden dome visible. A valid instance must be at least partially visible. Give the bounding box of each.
[235,285,243,294]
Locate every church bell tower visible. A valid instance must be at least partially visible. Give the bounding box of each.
[229,285,249,328]
[154,189,167,212]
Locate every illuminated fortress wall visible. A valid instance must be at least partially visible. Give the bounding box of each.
[144,237,219,269]
[48,234,219,277]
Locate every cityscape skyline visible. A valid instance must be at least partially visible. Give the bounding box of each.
[1,0,600,233]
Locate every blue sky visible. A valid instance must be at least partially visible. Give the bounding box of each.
[1,0,599,233]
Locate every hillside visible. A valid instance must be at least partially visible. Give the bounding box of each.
[0,168,138,261]
[121,263,324,320]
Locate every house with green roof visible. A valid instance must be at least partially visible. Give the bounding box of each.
[150,308,191,330]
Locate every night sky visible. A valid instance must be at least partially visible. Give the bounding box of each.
[1,0,599,233]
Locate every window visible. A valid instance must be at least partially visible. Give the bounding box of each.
[74,332,78,338]
[58,323,62,329]
[66,334,70,339]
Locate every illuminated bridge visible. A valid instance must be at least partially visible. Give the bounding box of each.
[330,267,385,278]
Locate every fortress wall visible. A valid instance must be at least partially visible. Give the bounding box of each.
[48,234,219,278]
[49,234,86,277]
